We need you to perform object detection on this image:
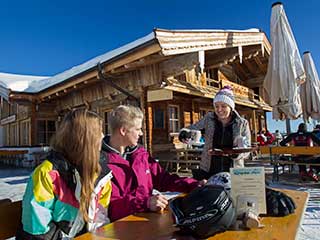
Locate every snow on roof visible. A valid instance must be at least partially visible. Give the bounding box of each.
[7,28,261,95]
[24,32,155,93]
[0,72,49,100]
[158,28,261,33]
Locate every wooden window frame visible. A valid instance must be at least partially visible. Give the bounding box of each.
[20,118,31,146]
[9,122,19,146]
[199,108,212,119]
[2,124,9,146]
[168,105,180,134]
[36,119,56,145]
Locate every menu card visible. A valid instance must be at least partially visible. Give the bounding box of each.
[230,167,266,214]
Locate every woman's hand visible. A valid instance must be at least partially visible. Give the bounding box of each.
[208,149,230,156]
[148,194,168,212]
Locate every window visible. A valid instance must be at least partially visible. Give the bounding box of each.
[199,108,212,119]
[168,105,180,133]
[104,111,112,135]
[37,120,56,145]
[3,125,9,146]
[2,100,10,119]
[20,119,31,146]
[9,123,19,146]
[153,108,165,129]
[200,109,207,119]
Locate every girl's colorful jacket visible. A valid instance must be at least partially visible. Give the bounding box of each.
[17,151,112,239]
[101,137,200,222]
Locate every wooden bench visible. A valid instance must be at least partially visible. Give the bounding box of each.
[0,199,22,239]
[0,150,29,167]
[259,146,320,181]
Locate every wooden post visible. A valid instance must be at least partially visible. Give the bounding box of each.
[286,119,291,134]
[252,110,257,142]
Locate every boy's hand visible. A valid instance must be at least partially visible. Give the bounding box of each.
[148,194,168,212]
[197,179,207,187]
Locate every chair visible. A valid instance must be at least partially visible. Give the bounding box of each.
[0,199,22,239]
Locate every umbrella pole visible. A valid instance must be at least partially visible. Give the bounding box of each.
[286,119,291,134]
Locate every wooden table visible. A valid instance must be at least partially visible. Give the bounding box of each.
[75,189,308,240]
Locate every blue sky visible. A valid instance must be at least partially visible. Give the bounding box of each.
[1,0,319,133]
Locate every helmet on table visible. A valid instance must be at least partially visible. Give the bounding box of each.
[169,185,236,239]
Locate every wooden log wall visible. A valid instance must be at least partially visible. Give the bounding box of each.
[160,53,198,78]
[54,64,160,113]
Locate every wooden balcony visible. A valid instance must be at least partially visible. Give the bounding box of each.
[206,78,263,103]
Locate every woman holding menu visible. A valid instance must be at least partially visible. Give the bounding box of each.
[179,86,251,179]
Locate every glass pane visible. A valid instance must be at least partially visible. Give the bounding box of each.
[154,109,164,129]
[169,121,173,132]
[47,121,56,132]
[48,132,55,144]
[37,120,45,132]
[173,120,179,133]
[37,132,45,145]
[169,106,178,119]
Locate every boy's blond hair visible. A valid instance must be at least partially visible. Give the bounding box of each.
[109,105,143,134]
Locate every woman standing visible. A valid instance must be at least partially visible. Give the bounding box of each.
[179,86,251,179]
[17,109,112,239]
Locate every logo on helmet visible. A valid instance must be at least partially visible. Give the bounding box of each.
[181,209,219,225]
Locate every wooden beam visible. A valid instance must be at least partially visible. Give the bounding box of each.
[243,59,259,78]
[9,93,36,103]
[252,110,257,141]
[253,56,266,73]
[245,76,265,88]
[38,72,97,100]
[233,62,248,80]
[103,44,162,73]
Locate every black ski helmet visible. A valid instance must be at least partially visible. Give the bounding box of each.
[169,185,236,239]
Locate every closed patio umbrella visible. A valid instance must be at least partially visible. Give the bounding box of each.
[300,51,320,121]
[263,2,305,120]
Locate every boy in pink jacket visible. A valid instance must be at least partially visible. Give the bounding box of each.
[101,105,206,221]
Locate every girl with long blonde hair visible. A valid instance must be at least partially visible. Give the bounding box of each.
[18,109,112,239]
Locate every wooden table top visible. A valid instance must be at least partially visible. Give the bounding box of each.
[75,189,308,240]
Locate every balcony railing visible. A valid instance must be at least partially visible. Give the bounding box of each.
[206,78,262,102]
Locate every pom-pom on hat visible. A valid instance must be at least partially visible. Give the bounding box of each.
[213,86,235,110]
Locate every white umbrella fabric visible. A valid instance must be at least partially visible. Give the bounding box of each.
[263,2,305,120]
[300,51,320,121]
